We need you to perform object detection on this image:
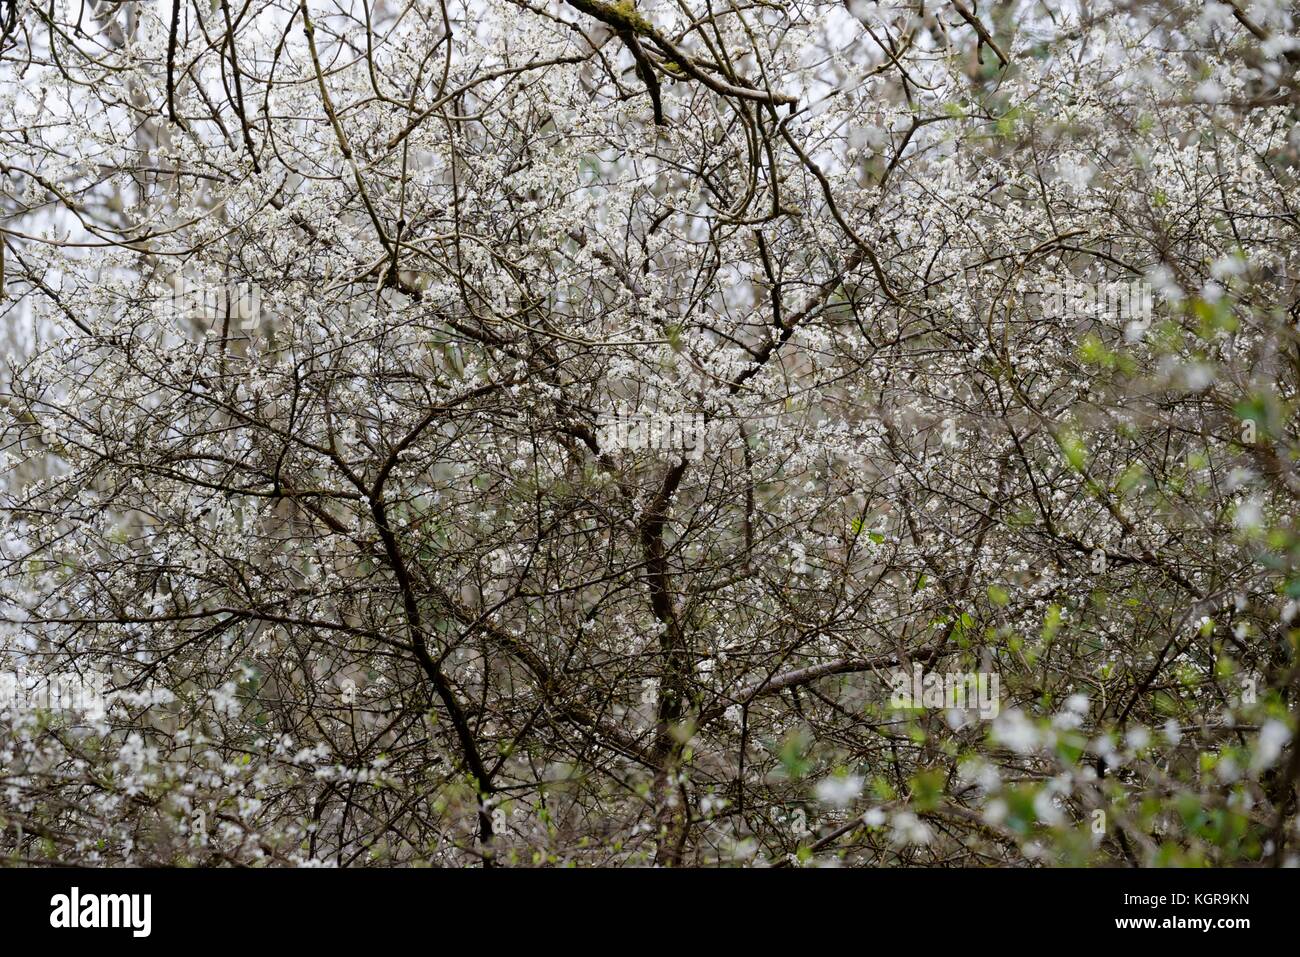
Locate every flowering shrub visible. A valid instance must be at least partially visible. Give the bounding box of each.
[1,0,1298,866]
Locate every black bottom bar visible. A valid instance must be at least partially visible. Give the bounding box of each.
[0,866,1286,944]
